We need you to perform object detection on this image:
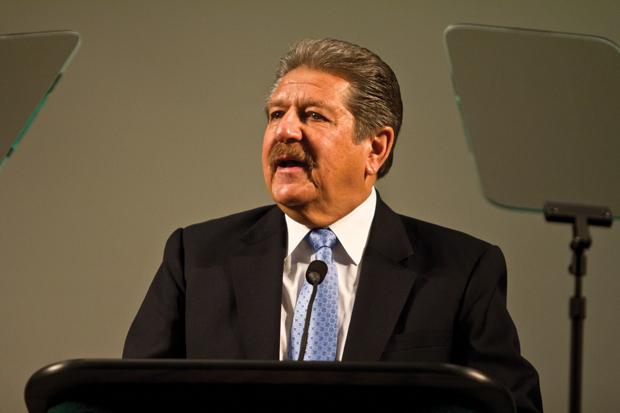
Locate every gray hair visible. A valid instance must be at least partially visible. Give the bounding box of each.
[272,38,403,178]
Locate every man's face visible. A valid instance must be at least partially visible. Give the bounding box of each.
[262,66,375,227]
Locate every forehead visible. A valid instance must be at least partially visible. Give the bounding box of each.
[267,67,351,108]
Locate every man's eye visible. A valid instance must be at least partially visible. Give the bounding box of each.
[269,111,284,120]
[308,111,326,121]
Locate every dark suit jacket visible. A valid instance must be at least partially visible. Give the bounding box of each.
[123,199,543,413]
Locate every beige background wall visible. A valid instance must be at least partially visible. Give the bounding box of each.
[1,1,618,412]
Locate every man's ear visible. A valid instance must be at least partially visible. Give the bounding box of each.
[365,126,394,177]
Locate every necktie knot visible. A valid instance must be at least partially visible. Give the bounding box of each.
[307,228,337,252]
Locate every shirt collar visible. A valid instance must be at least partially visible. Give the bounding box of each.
[284,187,377,265]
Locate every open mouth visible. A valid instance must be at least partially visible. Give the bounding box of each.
[268,142,315,174]
[276,158,307,169]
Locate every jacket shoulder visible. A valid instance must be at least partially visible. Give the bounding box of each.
[185,205,277,236]
[174,205,282,266]
[396,212,499,266]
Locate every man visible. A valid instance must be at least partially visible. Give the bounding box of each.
[124,38,542,412]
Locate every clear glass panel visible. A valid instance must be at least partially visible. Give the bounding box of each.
[0,31,80,169]
[444,24,620,219]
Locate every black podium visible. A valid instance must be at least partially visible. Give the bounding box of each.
[25,359,515,412]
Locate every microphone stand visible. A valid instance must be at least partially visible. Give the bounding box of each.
[297,260,327,361]
[298,284,319,361]
[544,202,613,413]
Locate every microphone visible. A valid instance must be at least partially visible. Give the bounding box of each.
[297,260,328,361]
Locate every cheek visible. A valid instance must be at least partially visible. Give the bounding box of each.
[261,132,272,164]
[261,139,273,184]
[333,147,367,179]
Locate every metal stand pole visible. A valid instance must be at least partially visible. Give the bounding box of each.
[544,202,613,413]
[568,237,587,413]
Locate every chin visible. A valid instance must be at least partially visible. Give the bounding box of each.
[272,194,307,208]
[270,185,313,208]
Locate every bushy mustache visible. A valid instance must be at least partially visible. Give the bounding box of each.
[268,142,316,171]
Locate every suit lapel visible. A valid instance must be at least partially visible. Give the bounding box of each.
[229,206,286,360]
[343,199,418,361]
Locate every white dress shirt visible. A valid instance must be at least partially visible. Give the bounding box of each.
[279,188,377,360]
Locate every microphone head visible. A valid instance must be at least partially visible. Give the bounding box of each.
[305,260,328,286]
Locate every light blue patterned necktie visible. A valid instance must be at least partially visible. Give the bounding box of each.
[289,228,339,361]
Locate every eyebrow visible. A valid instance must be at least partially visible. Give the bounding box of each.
[264,98,334,116]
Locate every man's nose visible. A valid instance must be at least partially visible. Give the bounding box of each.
[275,110,303,142]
